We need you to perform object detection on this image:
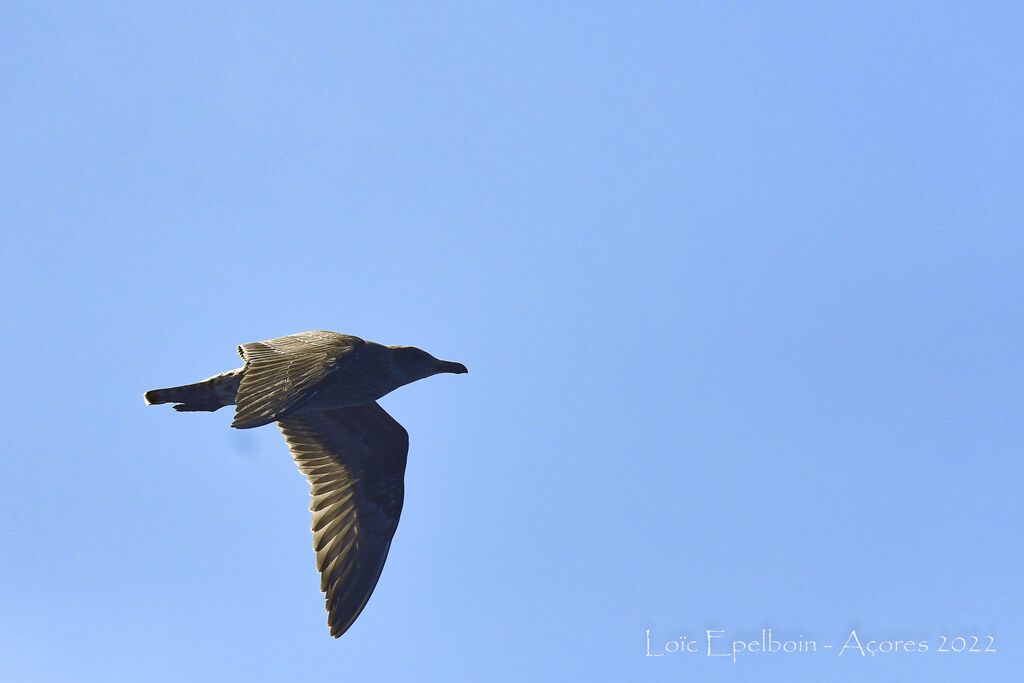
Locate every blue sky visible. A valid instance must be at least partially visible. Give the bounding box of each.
[2,2,1021,681]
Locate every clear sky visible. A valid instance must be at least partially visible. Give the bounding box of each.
[2,2,1021,681]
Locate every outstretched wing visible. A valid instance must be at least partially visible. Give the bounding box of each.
[232,331,363,429]
[276,402,409,638]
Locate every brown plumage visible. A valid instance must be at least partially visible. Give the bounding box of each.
[144,331,467,637]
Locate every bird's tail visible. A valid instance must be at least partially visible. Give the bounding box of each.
[144,368,242,413]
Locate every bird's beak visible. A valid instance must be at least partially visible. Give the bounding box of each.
[439,360,468,374]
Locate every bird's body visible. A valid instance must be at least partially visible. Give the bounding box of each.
[144,331,466,637]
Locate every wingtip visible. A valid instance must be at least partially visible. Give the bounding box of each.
[230,412,267,429]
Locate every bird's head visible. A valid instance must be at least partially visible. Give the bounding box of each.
[390,345,468,382]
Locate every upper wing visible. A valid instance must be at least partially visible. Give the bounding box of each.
[232,331,363,429]
[277,402,409,638]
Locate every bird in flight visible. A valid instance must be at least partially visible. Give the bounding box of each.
[144,331,467,637]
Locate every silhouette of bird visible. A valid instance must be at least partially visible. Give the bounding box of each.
[144,331,467,637]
